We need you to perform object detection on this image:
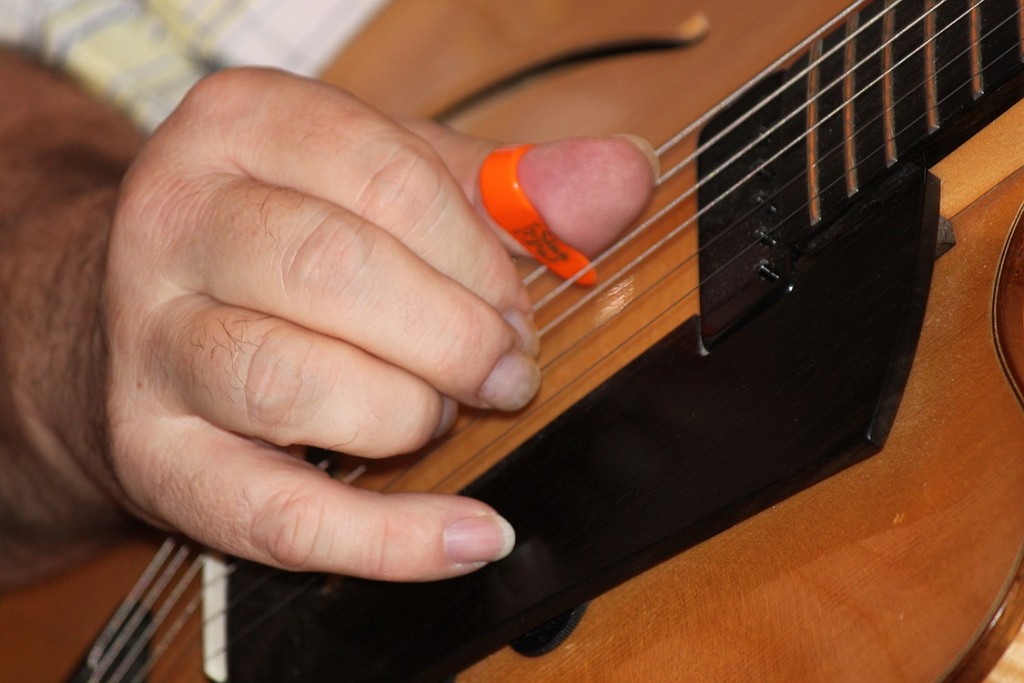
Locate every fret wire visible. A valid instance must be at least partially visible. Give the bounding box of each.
[657,0,908,187]
[532,0,962,307]
[971,0,987,94]
[883,0,899,165]
[807,40,824,223]
[925,0,941,130]
[1019,0,1024,59]
[843,15,861,195]
[693,34,1024,316]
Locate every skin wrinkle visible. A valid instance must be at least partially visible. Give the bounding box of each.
[255,184,286,262]
[364,509,396,580]
[352,135,440,231]
[249,474,326,570]
[325,424,361,452]
[297,215,381,317]
[242,325,312,433]
[219,316,249,400]
[119,173,193,275]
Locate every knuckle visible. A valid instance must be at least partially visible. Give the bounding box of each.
[355,137,447,229]
[250,487,324,571]
[282,212,378,310]
[178,67,273,119]
[355,515,407,580]
[435,304,508,387]
[240,325,316,435]
[386,386,444,455]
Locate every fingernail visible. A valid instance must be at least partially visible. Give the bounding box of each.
[504,309,540,358]
[432,397,458,438]
[479,350,541,411]
[444,513,516,565]
[614,133,661,179]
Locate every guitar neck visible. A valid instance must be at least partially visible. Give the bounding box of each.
[697,0,1024,343]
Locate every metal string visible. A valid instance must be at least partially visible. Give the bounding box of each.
[425,1,1019,492]
[530,0,972,315]
[207,13,1024,671]
[88,1,1022,678]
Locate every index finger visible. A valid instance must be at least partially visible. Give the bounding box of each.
[154,68,529,316]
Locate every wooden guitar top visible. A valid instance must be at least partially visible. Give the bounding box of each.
[2,1,1024,680]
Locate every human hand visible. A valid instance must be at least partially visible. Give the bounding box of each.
[98,68,656,581]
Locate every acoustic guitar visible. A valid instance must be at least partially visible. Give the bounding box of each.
[3,0,1024,680]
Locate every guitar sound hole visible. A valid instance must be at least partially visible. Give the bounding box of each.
[509,602,590,657]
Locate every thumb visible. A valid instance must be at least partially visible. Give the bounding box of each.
[407,121,659,257]
[131,429,515,581]
[510,135,660,256]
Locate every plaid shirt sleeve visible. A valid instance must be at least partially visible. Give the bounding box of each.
[0,0,388,130]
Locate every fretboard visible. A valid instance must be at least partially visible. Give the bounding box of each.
[696,0,1024,343]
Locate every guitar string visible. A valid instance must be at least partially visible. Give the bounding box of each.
[414,0,995,463]
[84,538,176,671]
[120,554,239,683]
[88,544,191,682]
[421,18,1024,499]
[517,0,923,293]
[104,463,363,681]
[111,460,360,680]
[534,0,979,337]
[106,555,205,683]
[145,464,372,680]
[517,0,897,289]
[654,0,920,189]
[154,463,382,681]
[653,1,866,160]
[528,0,970,313]
[126,557,237,683]
[130,2,1024,675]
[87,4,1021,678]
[189,24,1024,679]
[423,0,973,459]
[92,538,279,683]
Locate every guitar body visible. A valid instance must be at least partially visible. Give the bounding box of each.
[2,0,1024,680]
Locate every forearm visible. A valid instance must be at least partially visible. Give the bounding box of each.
[0,50,142,586]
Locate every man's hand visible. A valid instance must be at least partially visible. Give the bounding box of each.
[1,62,655,585]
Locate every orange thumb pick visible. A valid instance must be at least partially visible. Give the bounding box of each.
[479,144,596,286]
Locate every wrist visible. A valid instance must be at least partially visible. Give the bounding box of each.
[0,50,142,584]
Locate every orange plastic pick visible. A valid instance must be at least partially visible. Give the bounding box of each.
[479,144,597,286]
